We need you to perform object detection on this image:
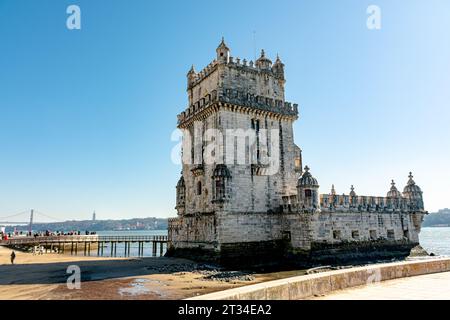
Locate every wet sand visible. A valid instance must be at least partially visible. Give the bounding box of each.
[0,246,306,300]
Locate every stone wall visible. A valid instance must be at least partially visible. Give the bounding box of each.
[168,213,217,251]
[168,209,423,267]
[187,258,450,300]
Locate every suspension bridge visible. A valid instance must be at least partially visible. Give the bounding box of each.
[0,209,63,231]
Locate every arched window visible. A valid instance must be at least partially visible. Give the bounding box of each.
[212,164,231,203]
[197,181,202,195]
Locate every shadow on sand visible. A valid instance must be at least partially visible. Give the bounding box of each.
[0,257,198,285]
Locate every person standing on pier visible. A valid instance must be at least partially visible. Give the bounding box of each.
[10,251,16,264]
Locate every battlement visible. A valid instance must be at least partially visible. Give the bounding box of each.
[177,88,298,127]
[187,51,284,90]
[186,39,287,107]
[188,60,219,89]
[281,191,426,214]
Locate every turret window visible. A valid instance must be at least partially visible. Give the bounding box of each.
[197,181,202,195]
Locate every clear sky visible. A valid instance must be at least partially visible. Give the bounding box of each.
[0,0,449,221]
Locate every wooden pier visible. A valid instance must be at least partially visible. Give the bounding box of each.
[0,235,168,257]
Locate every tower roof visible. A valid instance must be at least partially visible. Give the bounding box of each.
[403,172,422,194]
[187,65,196,75]
[274,54,284,65]
[387,180,402,198]
[256,49,272,66]
[216,37,230,51]
[297,166,319,187]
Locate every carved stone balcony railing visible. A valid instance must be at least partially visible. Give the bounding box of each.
[191,164,204,177]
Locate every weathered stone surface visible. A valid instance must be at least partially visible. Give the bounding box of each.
[168,39,427,267]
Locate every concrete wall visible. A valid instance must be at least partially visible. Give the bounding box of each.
[187,258,450,300]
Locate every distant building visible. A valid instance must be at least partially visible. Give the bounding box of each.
[167,39,428,267]
[92,211,96,222]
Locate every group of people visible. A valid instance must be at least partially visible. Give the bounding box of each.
[32,230,97,237]
[0,230,98,239]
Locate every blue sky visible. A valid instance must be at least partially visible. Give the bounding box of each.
[0,0,449,221]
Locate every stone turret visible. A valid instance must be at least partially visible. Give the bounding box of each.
[387,180,402,209]
[272,54,285,80]
[187,65,197,89]
[175,176,186,215]
[255,49,272,70]
[403,172,424,210]
[297,166,320,211]
[216,37,230,63]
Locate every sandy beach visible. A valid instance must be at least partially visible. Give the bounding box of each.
[0,246,307,300]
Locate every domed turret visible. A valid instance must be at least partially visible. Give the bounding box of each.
[297,165,319,187]
[403,172,422,194]
[403,172,424,210]
[297,166,320,211]
[272,54,285,79]
[255,49,272,70]
[386,180,403,210]
[387,180,402,198]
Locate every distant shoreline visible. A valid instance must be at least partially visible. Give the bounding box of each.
[423,225,450,228]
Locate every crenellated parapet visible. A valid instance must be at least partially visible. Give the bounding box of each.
[177,87,298,127]
[282,168,426,214]
[319,194,409,213]
[187,60,219,90]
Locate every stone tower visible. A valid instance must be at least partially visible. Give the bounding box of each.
[175,38,301,217]
[168,39,427,267]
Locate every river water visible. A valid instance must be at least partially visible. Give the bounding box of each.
[419,227,450,257]
[93,227,450,258]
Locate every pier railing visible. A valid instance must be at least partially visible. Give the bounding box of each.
[0,235,168,246]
